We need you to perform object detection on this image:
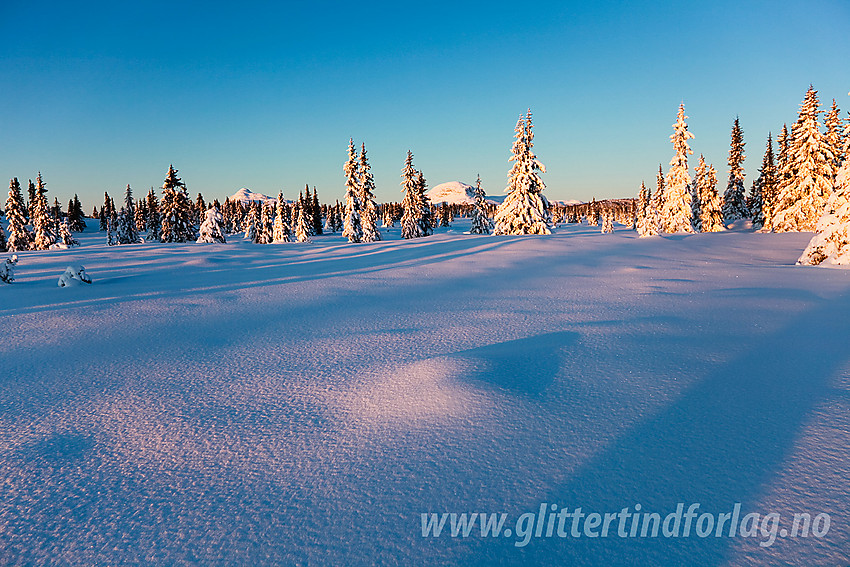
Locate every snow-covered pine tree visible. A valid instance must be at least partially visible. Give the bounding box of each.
[798,159,850,265]
[358,142,381,242]
[145,188,161,241]
[197,205,227,243]
[660,103,695,233]
[493,111,550,235]
[295,203,311,243]
[31,173,55,250]
[722,117,749,222]
[5,178,31,251]
[117,184,140,244]
[159,165,196,242]
[400,150,428,239]
[469,174,494,234]
[0,222,6,252]
[342,139,364,243]
[273,192,291,243]
[258,204,273,244]
[751,134,776,230]
[699,163,724,232]
[773,86,833,232]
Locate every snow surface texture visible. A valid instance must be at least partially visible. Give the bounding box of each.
[1,219,849,565]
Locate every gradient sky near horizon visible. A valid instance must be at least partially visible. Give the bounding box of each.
[1,0,848,208]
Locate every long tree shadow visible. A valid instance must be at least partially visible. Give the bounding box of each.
[495,290,850,565]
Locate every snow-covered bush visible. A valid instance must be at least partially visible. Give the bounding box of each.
[58,265,92,287]
[0,255,18,284]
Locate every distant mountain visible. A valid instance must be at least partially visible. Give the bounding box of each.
[426,181,476,204]
[228,188,277,205]
[425,181,507,205]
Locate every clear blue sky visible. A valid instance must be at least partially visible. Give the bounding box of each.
[1,0,848,209]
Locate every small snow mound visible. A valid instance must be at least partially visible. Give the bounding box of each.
[0,255,18,284]
[58,265,92,287]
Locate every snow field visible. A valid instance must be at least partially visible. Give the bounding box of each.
[0,220,848,565]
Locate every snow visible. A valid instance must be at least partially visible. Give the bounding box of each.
[1,219,849,565]
[228,187,278,205]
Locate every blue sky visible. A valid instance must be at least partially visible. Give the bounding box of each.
[1,0,848,208]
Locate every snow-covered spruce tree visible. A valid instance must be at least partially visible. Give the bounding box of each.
[5,178,31,251]
[57,219,79,247]
[660,103,695,233]
[773,86,833,232]
[751,134,776,230]
[311,187,323,236]
[197,206,227,243]
[67,194,86,232]
[823,99,843,178]
[258,204,273,244]
[493,111,550,235]
[300,186,315,236]
[400,150,429,239]
[243,202,259,241]
[134,196,147,232]
[273,192,291,243]
[699,162,725,232]
[358,142,381,242]
[692,155,707,232]
[601,212,614,234]
[117,184,140,244]
[100,192,112,231]
[159,165,196,242]
[145,188,161,241]
[26,180,36,222]
[798,159,850,265]
[636,181,659,237]
[653,164,665,220]
[415,169,434,234]
[342,139,363,243]
[722,117,749,223]
[294,203,311,243]
[470,174,494,234]
[31,173,56,250]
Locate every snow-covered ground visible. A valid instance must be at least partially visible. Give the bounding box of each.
[1,220,848,565]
